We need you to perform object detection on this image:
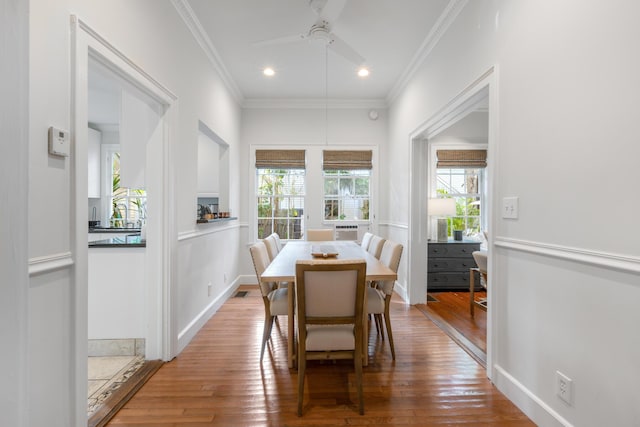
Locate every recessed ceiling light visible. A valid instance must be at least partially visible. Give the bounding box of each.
[263,67,275,77]
[357,67,370,78]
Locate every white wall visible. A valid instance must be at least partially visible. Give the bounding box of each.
[0,1,29,425]
[388,1,640,426]
[26,0,242,425]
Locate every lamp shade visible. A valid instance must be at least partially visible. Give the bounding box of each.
[428,198,456,216]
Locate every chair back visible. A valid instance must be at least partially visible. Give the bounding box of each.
[360,232,373,251]
[295,260,366,350]
[378,240,403,295]
[249,241,275,297]
[271,232,283,251]
[472,250,488,274]
[367,235,385,259]
[305,228,334,241]
[263,234,279,261]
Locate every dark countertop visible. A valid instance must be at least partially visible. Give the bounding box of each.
[89,234,146,248]
[89,227,141,233]
[196,216,238,224]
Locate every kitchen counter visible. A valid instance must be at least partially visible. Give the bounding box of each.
[89,227,141,233]
[89,234,146,248]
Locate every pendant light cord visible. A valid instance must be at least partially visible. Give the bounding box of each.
[325,44,328,146]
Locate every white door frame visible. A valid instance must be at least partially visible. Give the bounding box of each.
[70,16,177,426]
[408,66,498,378]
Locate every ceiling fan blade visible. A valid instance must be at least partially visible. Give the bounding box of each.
[328,33,365,65]
[252,33,307,47]
[310,0,347,23]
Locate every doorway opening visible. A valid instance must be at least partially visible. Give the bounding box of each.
[407,67,496,376]
[72,16,177,427]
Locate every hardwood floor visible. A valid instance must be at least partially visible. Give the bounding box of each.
[106,286,532,426]
[417,291,487,367]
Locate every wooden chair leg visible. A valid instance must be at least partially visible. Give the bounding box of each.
[354,341,364,415]
[260,314,274,361]
[375,314,384,339]
[469,268,476,318]
[297,354,306,416]
[384,302,395,360]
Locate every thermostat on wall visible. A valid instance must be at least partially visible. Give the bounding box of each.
[48,126,70,157]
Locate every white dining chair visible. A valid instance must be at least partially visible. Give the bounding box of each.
[367,240,403,360]
[366,235,385,259]
[295,259,367,416]
[305,228,334,241]
[360,232,373,251]
[263,233,279,262]
[249,241,289,361]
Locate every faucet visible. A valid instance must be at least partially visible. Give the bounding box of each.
[116,203,129,228]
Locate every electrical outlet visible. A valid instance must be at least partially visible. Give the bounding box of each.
[556,371,573,405]
[207,283,212,297]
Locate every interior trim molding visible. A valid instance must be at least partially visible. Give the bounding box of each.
[387,0,468,103]
[177,277,240,354]
[28,252,74,276]
[243,98,388,110]
[493,364,573,427]
[76,17,177,103]
[494,237,640,274]
[170,0,244,103]
[378,221,409,230]
[178,221,242,241]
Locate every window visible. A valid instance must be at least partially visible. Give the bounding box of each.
[322,150,372,222]
[109,151,147,227]
[255,150,305,240]
[436,168,482,235]
[434,149,487,238]
[323,170,370,221]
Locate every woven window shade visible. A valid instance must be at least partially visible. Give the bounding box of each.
[322,150,373,170]
[436,149,487,168]
[255,149,305,169]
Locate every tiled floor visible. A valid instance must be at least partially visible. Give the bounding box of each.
[87,355,145,415]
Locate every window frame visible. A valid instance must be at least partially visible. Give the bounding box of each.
[102,144,147,228]
[429,144,488,240]
[322,169,371,222]
[255,167,306,240]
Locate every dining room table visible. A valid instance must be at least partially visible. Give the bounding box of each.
[260,240,398,368]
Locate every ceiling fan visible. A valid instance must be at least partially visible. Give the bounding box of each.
[253,0,365,66]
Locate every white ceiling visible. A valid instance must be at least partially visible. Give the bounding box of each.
[184,0,452,102]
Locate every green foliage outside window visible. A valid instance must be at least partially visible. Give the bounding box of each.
[257,168,304,239]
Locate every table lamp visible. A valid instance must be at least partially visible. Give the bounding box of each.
[428,198,456,242]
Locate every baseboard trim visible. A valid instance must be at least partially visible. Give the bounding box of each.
[493,364,573,427]
[177,278,240,353]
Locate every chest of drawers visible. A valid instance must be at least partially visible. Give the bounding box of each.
[427,241,481,291]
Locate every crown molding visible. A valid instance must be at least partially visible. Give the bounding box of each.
[242,98,388,110]
[171,0,244,104]
[386,0,468,104]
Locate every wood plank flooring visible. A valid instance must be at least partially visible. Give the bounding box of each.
[106,286,532,426]
[418,291,487,358]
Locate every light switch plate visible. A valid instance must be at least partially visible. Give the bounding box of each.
[502,196,519,219]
